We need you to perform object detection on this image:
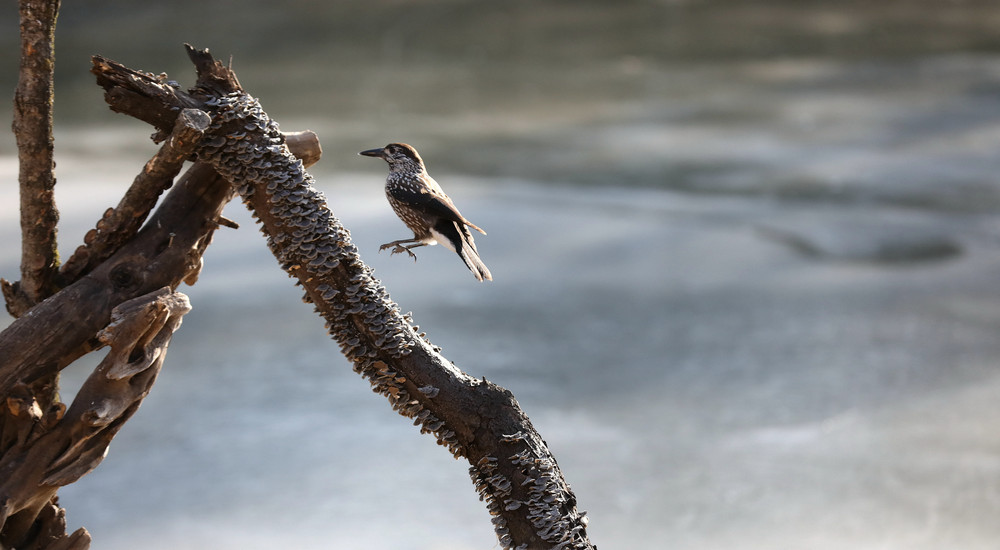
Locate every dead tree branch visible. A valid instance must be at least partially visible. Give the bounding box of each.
[0,155,225,391]
[60,109,210,283]
[2,18,326,549]
[92,47,594,550]
[7,0,63,315]
[0,127,320,392]
[0,128,319,550]
[0,288,190,549]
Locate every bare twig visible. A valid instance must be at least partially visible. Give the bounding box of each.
[0,288,190,548]
[7,0,63,315]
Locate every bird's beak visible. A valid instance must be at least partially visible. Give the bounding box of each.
[359,148,385,158]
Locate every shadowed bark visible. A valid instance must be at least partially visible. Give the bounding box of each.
[59,109,211,284]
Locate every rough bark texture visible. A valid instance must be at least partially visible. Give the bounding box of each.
[1,39,322,547]
[60,109,211,284]
[0,289,191,549]
[0,128,320,550]
[0,126,321,391]
[8,0,62,314]
[0,151,226,391]
[4,28,592,547]
[91,47,595,549]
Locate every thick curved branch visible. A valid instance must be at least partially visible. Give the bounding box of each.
[8,0,63,313]
[218,96,592,550]
[93,47,594,549]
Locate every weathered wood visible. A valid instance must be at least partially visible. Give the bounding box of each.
[0,156,226,390]
[0,126,319,547]
[284,130,323,169]
[2,10,322,549]
[0,130,320,392]
[91,44,242,140]
[7,0,62,316]
[93,47,594,549]
[0,288,190,548]
[60,109,211,283]
[32,504,91,550]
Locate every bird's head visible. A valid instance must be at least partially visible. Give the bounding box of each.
[359,143,424,172]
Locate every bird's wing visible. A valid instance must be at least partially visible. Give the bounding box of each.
[387,184,487,235]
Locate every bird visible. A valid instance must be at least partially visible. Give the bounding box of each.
[359,143,493,282]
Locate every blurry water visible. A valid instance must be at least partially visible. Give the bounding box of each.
[3,2,1000,549]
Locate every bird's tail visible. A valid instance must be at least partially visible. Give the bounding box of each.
[432,220,493,282]
[458,238,492,282]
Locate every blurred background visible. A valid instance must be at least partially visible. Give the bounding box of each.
[4,1,1000,548]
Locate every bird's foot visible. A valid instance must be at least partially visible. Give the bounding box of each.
[394,245,419,262]
[380,242,418,262]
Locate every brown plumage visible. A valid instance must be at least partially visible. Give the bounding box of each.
[359,143,492,282]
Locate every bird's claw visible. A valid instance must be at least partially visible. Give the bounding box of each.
[379,243,418,262]
[394,245,418,262]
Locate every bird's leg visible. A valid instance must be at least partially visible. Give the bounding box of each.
[379,238,427,262]
[379,237,421,253]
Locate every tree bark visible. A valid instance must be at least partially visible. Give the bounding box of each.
[8,0,62,314]
[92,47,595,550]
[59,109,211,284]
[0,122,321,394]
[0,62,320,548]
[0,130,321,550]
[0,288,190,549]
